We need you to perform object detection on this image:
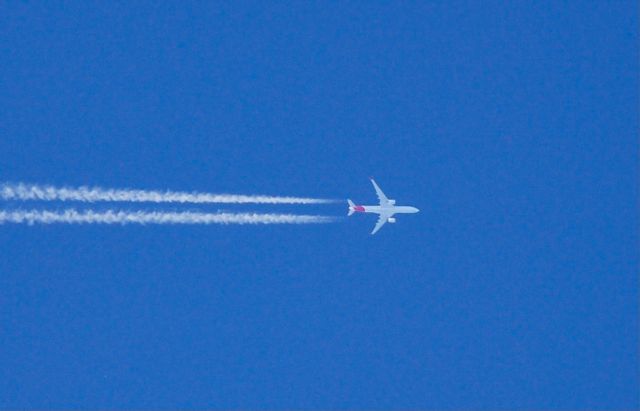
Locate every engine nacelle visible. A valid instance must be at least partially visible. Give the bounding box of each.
[387,217,396,223]
[388,199,396,205]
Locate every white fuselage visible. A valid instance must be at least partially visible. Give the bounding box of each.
[354,205,419,215]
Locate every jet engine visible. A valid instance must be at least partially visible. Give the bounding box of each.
[388,199,396,205]
[387,217,396,223]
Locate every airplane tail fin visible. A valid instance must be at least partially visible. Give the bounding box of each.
[347,199,355,216]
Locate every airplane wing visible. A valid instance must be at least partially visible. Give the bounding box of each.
[371,211,394,235]
[371,178,390,206]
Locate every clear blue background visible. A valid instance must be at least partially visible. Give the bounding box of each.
[0,2,638,409]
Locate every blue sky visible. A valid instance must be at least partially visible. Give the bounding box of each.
[0,2,638,408]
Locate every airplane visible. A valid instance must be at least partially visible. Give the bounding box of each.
[347,178,419,235]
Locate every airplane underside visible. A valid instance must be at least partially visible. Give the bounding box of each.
[347,179,419,234]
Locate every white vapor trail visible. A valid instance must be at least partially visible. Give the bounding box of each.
[0,209,336,226]
[0,183,334,204]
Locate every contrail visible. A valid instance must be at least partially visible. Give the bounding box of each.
[0,183,335,204]
[0,209,336,226]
